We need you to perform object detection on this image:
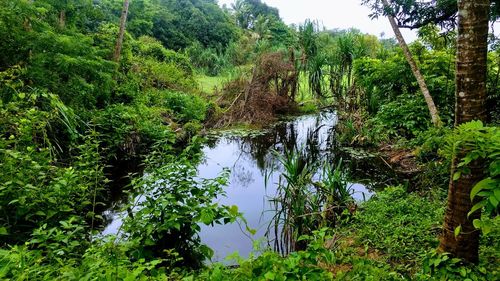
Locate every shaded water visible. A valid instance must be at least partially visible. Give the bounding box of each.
[102,111,389,261]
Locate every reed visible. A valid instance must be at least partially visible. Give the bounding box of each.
[268,148,354,255]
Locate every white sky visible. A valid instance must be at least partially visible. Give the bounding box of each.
[218,0,418,41]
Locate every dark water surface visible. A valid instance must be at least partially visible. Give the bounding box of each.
[102,111,381,262]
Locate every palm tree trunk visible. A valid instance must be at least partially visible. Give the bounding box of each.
[113,0,130,63]
[381,0,442,127]
[438,0,489,264]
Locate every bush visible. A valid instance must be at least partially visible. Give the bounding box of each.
[186,42,230,76]
[190,229,335,280]
[0,91,107,243]
[27,28,117,109]
[371,94,431,139]
[354,55,414,114]
[162,91,207,123]
[135,36,194,75]
[92,103,175,160]
[131,57,198,93]
[122,157,240,268]
[441,121,500,230]
[354,49,455,125]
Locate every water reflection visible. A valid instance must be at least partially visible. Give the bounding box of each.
[101,111,388,261]
[198,111,373,261]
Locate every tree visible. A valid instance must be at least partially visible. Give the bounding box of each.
[231,0,280,29]
[370,0,500,30]
[113,0,130,63]
[232,0,252,29]
[147,0,238,51]
[382,0,458,30]
[438,0,490,263]
[380,0,442,127]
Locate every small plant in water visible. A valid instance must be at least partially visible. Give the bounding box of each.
[268,148,354,255]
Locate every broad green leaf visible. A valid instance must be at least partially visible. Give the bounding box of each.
[454,225,461,237]
[494,188,500,202]
[470,178,495,200]
[200,209,214,225]
[468,201,488,217]
[489,195,499,208]
[460,267,467,277]
[264,272,276,280]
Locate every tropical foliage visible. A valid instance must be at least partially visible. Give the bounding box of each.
[0,0,498,279]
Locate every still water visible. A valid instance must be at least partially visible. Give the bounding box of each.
[197,111,372,261]
[102,111,375,261]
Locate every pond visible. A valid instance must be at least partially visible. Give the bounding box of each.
[196,111,376,261]
[102,111,389,262]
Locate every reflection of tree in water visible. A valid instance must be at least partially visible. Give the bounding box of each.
[203,111,395,190]
[229,147,256,188]
[234,112,337,175]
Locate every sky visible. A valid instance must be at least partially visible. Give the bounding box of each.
[217,0,418,41]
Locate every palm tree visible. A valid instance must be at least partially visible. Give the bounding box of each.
[298,20,322,98]
[231,0,251,29]
[337,33,355,92]
[438,0,490,263]
[381,0,442,127]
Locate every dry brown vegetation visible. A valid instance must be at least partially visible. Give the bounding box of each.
[209,52,299,127]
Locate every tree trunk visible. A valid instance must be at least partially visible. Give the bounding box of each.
[59,10,66,29]
[381,0,442,127]
[113,0,130,63]
[438,0,489,264]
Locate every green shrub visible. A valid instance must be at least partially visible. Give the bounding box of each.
[371,94,431,139]
[354,56,414,114]
[162,91,207,123]
[336,114,384,147]
[92,104,175,160]
[417,250,498,281]
[354,49,455,125]
[132,57,198,93]
[441,121,500,233]
[122,158,240,268]
[190,228,335,280]
[135,36,194,75]
[412,126,452,162]
[27,29,117,109]
[186,42,230,76]
[0,92,106,243]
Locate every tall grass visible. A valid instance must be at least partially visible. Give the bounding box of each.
[268,148,354,255]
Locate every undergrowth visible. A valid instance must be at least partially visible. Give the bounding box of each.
[186,186,499,280]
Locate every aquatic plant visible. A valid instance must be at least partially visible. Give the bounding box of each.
[268,148,354,254]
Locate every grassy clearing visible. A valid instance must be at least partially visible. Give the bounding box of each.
[197,66,254,95]
[197,74,230,94]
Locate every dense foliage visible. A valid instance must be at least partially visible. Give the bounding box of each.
[0,0,498,279]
